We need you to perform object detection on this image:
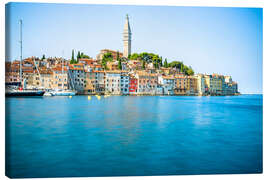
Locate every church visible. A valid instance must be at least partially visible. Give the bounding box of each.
[96,14,132,60]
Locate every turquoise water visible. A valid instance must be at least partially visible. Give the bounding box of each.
[6,95,262,178]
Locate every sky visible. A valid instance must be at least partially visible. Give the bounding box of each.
[5,2,262,94]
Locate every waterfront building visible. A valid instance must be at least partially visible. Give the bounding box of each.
[231,82,238,94]
[84,69,96,94]
[39,68,54,89]
[212,74,224,95]
[68,64,86,94]
[135,71,158,95]
[188,76,198,95]
[121,72,130,95]
[51,67,68,90]
[174,76,187,95]
[205,75,213,94]
[158,75,175,95]
[129,75,138,95]
[94,70,106,94]
[5,72,20,83]
[105,70,121,95]
[225,75,232,84]
[224,80,238,95]
[195,74,206,96]
[5,54,240,96]
[156,84,164,95]
[205,75,221,95]
[123,14,132,58]
[174,76,198,95]
[24,67,53,89]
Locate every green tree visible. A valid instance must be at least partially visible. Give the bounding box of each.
[142,60,146,69]
[103,52,113,61]
[70,49,76,64]
[164,58,168,68]
[41,54,45,60]
[129,53,139,60]
[186,67,194,76]
[80,54,90,59]
[154,61,159,69]
[129,52,195,74]
[168,61,182,69]
[180,63,184,72]
[76,51,81,63]
[116,51,122,70]
[116,51,120,61]
[101,52,113,69]
[118,59,122,70]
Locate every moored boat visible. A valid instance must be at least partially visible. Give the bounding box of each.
[5,20,45,97]
[6,88,45,97]
[51,89,77,96]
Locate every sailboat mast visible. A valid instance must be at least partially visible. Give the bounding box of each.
[19,19,22,85]
[62,50,64,89]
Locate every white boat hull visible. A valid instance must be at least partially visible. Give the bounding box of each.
[51,90,76,96]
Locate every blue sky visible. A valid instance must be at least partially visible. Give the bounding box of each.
[5,3,262,94]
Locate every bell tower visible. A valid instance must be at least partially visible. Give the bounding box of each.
[123,14,132,58]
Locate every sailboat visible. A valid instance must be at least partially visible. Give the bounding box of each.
[51,54,76,96]
[6,20,45,97]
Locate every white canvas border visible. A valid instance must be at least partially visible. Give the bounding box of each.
[0,0,268,180]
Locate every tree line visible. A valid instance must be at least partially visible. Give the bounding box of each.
[70,49,91,64]
[129,52,194,75]
[67,50,194,75]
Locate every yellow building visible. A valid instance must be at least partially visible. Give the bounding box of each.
[174,76,197,95]
[51,67,68,90]
[84,70,96,94]
[205,74,223,95]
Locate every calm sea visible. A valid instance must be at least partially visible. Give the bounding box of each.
[5,95,262,178]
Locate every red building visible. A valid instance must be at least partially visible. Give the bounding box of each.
[129,76,138,95]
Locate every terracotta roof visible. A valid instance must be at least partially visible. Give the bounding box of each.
[162,75,175,80]
[136,71,158,77]
[52,67,68,72]
[93,70,105,73]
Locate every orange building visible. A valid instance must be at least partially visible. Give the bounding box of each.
[135,71,158,95]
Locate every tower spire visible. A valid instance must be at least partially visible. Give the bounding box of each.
[123,14,131,58]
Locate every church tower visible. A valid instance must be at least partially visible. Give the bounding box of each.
[123,14,132,58]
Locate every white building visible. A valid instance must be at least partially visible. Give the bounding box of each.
[105,71,121,95]
[94,70,106,94]
[158,75,175,95]
[195,74,205,96]
[68,64,86,94]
